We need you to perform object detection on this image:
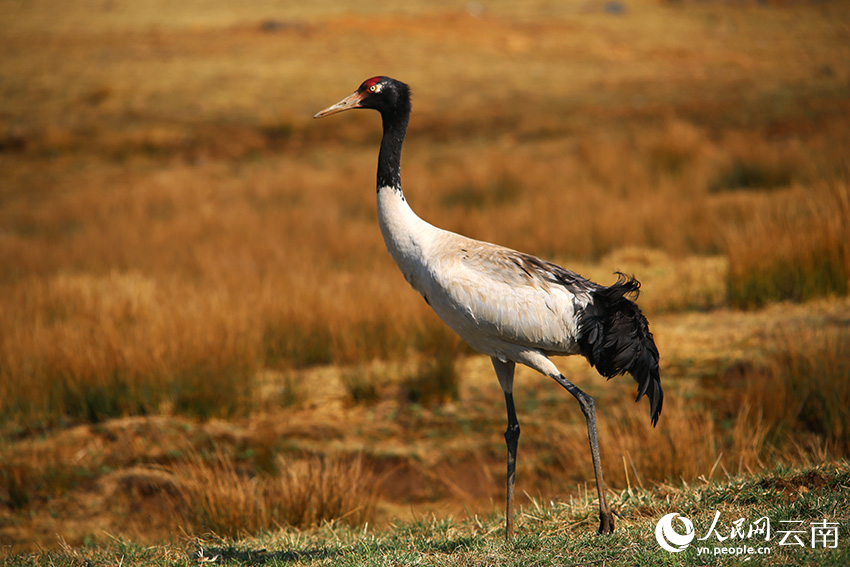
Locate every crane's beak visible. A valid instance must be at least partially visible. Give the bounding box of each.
[313,91,363,119]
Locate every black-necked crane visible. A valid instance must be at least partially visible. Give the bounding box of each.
[314,77,662,539]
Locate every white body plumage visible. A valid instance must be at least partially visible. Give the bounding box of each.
[377,184,591,368]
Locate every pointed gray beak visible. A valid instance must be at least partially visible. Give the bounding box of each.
[313,91,364,119]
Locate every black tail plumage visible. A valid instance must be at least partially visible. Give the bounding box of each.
[577,273,663,426]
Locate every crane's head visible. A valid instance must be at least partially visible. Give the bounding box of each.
[314,76,411,120]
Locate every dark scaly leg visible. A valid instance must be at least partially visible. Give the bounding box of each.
[553,373,615,534]
[492,358,519,539]
[504,390,520,539]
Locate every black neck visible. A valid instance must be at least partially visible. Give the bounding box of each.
[376,104,410,192]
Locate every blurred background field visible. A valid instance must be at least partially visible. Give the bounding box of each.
[1,0,849,552]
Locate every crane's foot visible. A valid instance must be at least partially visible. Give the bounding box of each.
[597,509,615,534]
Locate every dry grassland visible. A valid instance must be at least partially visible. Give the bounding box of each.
[1,0,849,552]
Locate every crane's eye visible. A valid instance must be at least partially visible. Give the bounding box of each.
[369,84,378,92]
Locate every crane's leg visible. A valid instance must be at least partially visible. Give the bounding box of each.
[492,358,518,540]
[553,373,614,534]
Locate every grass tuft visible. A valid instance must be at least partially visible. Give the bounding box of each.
[401,323,464,405]
[0,274,260,427]
[726,179,850,308]
[171,448,377,538]
[262,320,335,370]
[709,158,795,193]
[402,354,459,406]
[749,326,850,453]
[341,366,386,406]
[708,133,804,193]
[644,118,706,177]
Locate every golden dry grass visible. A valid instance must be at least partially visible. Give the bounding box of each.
[2,0,850,551]
[726,177,850,307]
[171,449,377,538]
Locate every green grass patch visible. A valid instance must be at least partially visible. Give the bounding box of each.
[5,463,848,566]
